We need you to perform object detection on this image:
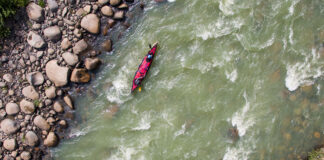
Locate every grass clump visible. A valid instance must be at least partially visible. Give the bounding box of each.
[33,99,40,107]
[38,0,45,8]
[308,149,324,160]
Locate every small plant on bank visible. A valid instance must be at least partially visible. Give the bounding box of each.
[0,0,29,37]
[33,99,40,107]
[38,0,45,8]
[308,149,324,160]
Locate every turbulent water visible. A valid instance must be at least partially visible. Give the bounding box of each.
[53,0,324,159]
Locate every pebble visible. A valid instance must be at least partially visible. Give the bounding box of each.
[20,151,31,160]
[3,74,13,83]
[22,86,39,100]
[5,102,20,115]
[45,86,56,99]
[44,26,62,41]
[26,3,44,22]
[85,57,101,70]
[25,131,39,147]
[80,14,100,34]
[44,132,58,147]
[62,52,79,66]
[101,6,113,17]
[53,101,64,113]
[63,95,74,109]
[61,38,72,50]
[26,72,44,86]
[1,119,20,135]
[34,115,50,130]
[3,139,16,151]
[19,99,35,114]
[47,0,59,11]
[45,60,70,87]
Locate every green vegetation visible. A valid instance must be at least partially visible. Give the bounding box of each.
[308,149,324,160]
[33,99,40,107]
[0,0,29,37]
[38,0,45,8]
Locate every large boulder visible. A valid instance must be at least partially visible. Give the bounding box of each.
[62,52,79,66]
[25,131,39,147]
[44,132,58,147]
[45,60,70,87]
[26,72,44,86]
[27,31,45,49]
[44,26,61,41]
[1,119,20,135]
[19,99,35,114]
[33,115,50,130]
[101,6,113,17]
[47,0,58,11]
[80,14,100,34]
[70,68,90,83]
[26,3,44,22]
[73,39,88,54]
[22,86,39,100]
[5,102,20,115]
[85,58,101,70]
[3,139,16,151]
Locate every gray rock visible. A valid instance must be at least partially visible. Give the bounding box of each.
[45,99,52,106]
[3,74,13,83]
[3,139,16,151]
[26,3,44,22]
[80,14,100,34]
[0,82,6,88]
[45,86,56,99]
[102,39,112,51]
[1,119,20,135]
[70,68,90,83]
[61,38,71,50]
[27,31,45,49]
[98,0,108,5]
[5,103,19,115]
[26,72,44,86]
[32,23,41,30]
[85,58,101,70]
[47,0,58,11]
[113,11,124,20]
[22,86,39,100]
[53,101,64,113]
[45,60,70,87]
[62,52,79,66]
[59,119,67,128]
[75,8,86,16]
[64,95,74,109]
[110,0,121,6]
[44,132,58,147]
[25,131,39,146]
[34,115,50,130]
[73,39,88,54]
[20,151,31,160]
[44,26,61,41]
[73,28,82,38]
[3,155,14,160]
[19,99,35,114]
[101,6,113,17]
[83,5,91,13]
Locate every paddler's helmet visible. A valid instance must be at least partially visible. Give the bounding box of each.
[135,78,141,85]
[147,54,153,61]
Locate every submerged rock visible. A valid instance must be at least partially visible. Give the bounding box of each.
[80,14,100,34]
[70,68,90,83]
[102,39,112,51]
[45,60,70,87]
[63,95,74,109]
[85,58,101,70]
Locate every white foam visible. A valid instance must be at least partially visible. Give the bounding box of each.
[108,146,137,160]
[285,48,323,91]
[225,69,238,82]
[219,0,235,15]
[132,113,151,131]
[168,0,176,2]
[230,92,255,137]
[174,123,186,137]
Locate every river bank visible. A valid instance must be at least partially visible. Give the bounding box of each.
[0,0,141,159]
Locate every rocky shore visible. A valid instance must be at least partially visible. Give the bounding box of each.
[0,0,137,159]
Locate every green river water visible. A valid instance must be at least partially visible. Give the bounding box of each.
[53,0,324,159]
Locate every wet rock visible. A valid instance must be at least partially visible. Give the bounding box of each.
[34,115,50,130]
[44,26,61,41]
[3,74,13,83]
[110,0,121,6]
[101,6,113,17]
[5,102,20,115]
[47,0,58,11]
[20,151,31,160]
[26,3,44,22]
[25,131,39,146]
[19,99,35,114]
[61,38,72,50]
[70,68,90,83]
[3,139,16,151]
[45,86,56,99]
[85,57,101,70]
[44,132,58,147]
[62,52,79,66]
[73,39,88,54]
[80,14,100,34]
[22,86,39,100]
[1,119,20,135]
[26,72,44,86]
[45,60,70,87]
[113,11,124,20]
[27,31,45,49]
[63,95,74,109]
[53,101,63,113]
[102,39,112,52]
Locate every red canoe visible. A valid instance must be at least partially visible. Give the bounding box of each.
[131,43,158,92]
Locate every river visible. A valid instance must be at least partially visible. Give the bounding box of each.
[53,0,324,159]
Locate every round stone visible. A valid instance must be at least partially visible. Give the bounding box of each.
[3,139,16,151]
[5,102,20,115]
